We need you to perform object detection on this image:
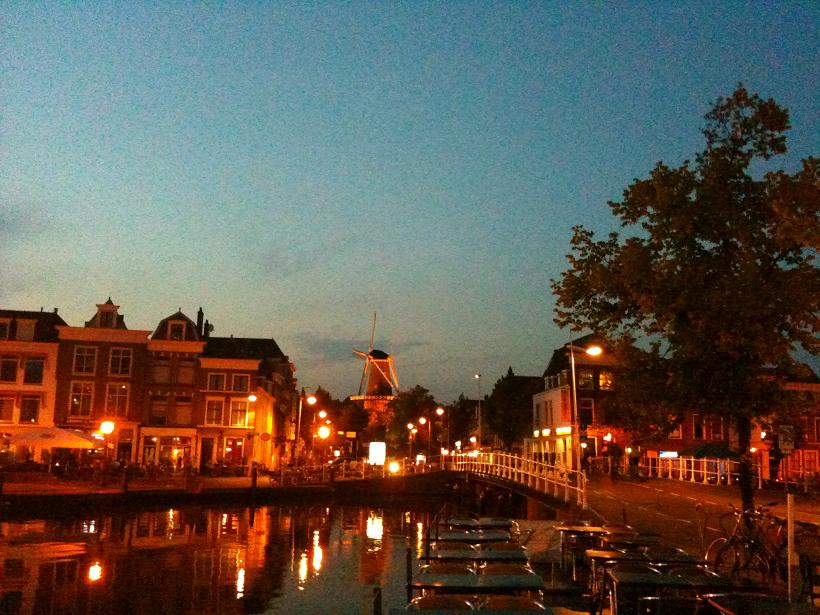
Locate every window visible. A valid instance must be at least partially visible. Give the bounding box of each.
[69,382,93,416]
[109,348,132,376]
[230,401,248,426]
[99,311,114,328]
[534,403,541,426]
[73,347,97,374]
[0,356,17,382]
[105,383,129,416]
[710,417,724,440]
[178,360,195,384]
[579,399,594,428]
[151,360,170,383]
[206,400,224,425]
[24,357,45,384]
[0,398,13,422]
[150,397,168,424]
[15,321,34,341]
[693,414,705,440]
[0,322,8,340]
[208,373,226,391]
[669,423,682,439]
[547,400,554,425]
[576,368,594,389]
[232,374,250,392]
[599,370,614,390]
[20,397,39,423]
[168,322,185,340]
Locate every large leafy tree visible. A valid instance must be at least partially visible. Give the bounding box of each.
[484,367,543,449]
[445,394,479,447]
[552,87,819,513]
[385,385,439,456]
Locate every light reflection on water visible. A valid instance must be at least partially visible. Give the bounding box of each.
[0,503,434,614]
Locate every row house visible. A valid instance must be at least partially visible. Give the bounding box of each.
[2,299,297,473]
[530,334,819,481]
[0,309,67,462]
[530,335,617,470]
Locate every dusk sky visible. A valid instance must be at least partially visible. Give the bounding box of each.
[2,3,818,403]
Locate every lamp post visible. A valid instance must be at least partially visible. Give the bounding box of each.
[99,420,115,486]
[418,416,431,459]
[407,423,415,458]
[568,342,602,473]
[474,373,482,448]
[294,391,317,466]
[436,406,446,450]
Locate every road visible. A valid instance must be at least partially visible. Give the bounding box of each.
[585,473,820,556]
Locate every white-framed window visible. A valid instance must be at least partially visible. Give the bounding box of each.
[0,397,13,422]
[205,399,224,425]
[579,398,594,428]
[105,383,129,417]
[599,369,614,390]
[547,400,554,425]
[109,348,132,376]
[232,374,250,392]
[69,382,94,416]
[15,321,35,341]
[73,346,97,374]
[20,396,39,423]
[23,356,45,384]
[576,368,594,389]
[208,373,226,391]
[168,321,185,341]
[0,321,9,340]
[230,400,248,426]
[0,356,17,382]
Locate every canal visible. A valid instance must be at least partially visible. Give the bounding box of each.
[0,500,446,615]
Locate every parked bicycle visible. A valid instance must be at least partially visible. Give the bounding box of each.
[704,501,787,583]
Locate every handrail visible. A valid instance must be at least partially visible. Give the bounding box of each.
[446,451,587,509]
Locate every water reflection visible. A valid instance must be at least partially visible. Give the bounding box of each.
[0,502,436,614]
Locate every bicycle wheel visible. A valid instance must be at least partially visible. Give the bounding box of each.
[705,537,727,569]
[713,541,742,579]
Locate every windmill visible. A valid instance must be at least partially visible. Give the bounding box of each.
[351,313,399,424]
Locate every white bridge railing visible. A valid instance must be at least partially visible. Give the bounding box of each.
[447,452,587,509]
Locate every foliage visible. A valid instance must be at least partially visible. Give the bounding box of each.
[385,385,439,456]
[445,394,479,447]
[484,367,542,449]
[551,86,819,510]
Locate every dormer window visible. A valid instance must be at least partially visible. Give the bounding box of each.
[0,321,9,340]
[168,322,185,340]
[100,311,114,328]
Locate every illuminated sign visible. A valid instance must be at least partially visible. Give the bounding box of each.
[368,442,386,465]
[659,451,679,458]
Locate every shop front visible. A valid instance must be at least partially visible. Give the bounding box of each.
[139,427,197,472]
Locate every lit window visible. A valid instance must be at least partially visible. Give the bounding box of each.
[20,397,39,423]
[105,383,129,416]
[230,401,248,426]
[73,347,97,374]
[599,370,614,390]
[206,400,224,425]
[69,382,94,416]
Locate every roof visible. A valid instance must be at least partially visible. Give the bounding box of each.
[543,334,608,378]
[203,337,286,360]
[151,311,201,341]
[369,349,390,360]
[0,310,68,342]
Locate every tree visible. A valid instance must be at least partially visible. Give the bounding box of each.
[385,385,439,456]
[484,367,542,449]
[446,394,479,448]
[552,86,819,513]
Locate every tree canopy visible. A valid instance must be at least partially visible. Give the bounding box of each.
[385,385,439,456]
[484,367,542,449]
[551,86,819,510]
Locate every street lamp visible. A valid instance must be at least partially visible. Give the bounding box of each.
[474,374,482,448]
[418,416,432,458]
[407,423,416,458]
[295,391,317,465]
[99,420,115,486]
[436,406,447,450]
[568,341,603,474]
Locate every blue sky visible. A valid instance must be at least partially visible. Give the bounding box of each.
[2,2,817,402]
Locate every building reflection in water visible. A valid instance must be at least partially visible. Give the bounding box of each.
[0,502,438,614]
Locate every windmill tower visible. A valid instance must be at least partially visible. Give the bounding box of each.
[350,314,398,425]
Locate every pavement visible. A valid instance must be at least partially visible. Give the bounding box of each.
[585,473,820,556]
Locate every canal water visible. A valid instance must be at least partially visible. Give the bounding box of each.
[0,501,442,615]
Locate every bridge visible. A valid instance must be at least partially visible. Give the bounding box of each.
[446,452,587,510]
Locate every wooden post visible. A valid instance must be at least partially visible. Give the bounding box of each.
[405,547,413,604]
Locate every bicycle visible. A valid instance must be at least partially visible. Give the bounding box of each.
[704,502,787,584]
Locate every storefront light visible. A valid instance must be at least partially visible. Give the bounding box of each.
[87,562,103,582]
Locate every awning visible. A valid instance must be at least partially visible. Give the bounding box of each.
[5,428,101,449]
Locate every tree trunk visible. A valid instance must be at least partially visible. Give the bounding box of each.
[736,415,755,519]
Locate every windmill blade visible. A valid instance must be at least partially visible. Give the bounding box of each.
[353,349,369,396]
[369,312,376,352]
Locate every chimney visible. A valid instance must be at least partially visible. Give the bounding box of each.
[204,319,211,339]
[196,307,204,337]
[53,307,59,314]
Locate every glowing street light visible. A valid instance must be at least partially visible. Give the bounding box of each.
[294,391,317,465]
[317,425,331,439]
[569,342,604,473]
